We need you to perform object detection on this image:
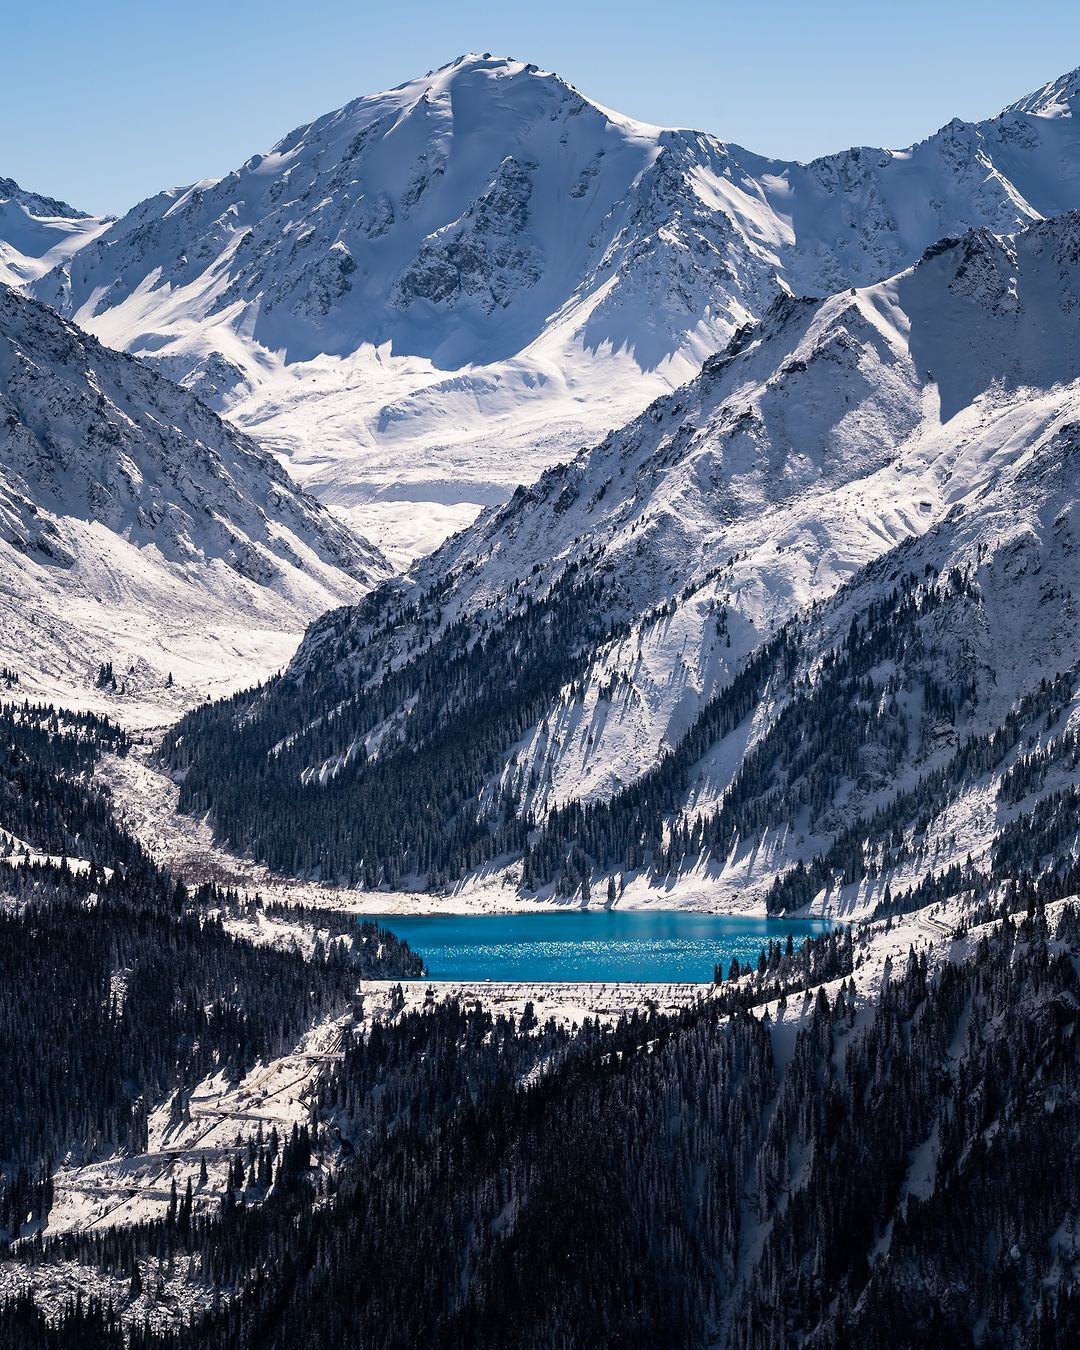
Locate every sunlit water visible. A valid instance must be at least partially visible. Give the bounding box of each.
[369,910,833,984]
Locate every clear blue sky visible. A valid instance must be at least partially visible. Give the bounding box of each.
[6,0,1080,216]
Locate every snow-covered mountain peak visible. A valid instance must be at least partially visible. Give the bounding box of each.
[254,51,616,181]
[39,50,668,370]
[25,60,1080,562]
[0,175,109,288]
[1002,65,1080,119]
[358,51,661,136]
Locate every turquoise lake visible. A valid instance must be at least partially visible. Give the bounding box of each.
[371,910,833,984]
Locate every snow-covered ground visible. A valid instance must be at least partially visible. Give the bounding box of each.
[0,1001,356,1331]
[41,1010,345,1240]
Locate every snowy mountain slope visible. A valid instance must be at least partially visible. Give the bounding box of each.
[575,404,1080,920]
[0,176,109,288]
[31,57,1080,560]
[758,415,1080,903]
[0,284,388,721]
[163,211,1080,902]
[304,214,1080,798]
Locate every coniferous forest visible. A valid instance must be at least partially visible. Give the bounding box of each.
[2,698,1080,1345]
[4,892,1080,1346]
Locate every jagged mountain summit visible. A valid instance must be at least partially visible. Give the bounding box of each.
[165,210,1080,911]
[0,176,109,288]
[0,284,388,719]
[26,55,1080,560]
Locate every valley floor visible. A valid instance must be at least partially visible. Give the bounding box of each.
[98,738,761,916]
[98,734,988,926]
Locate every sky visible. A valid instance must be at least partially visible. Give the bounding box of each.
[5,0,1080,216]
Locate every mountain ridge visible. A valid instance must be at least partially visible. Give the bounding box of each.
[0,175,109,288]
[0,281,388,720]
[162,209,1080,910]
[21,54,1080,560]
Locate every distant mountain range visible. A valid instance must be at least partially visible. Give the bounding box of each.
[0,177,109,287]
[11,54,1080,559]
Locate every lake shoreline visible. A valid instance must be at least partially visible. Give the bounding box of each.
[361,909,833,985]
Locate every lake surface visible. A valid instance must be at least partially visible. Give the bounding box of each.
[370,910,833,984]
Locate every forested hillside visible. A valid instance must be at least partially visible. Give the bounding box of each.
[163,224,1080,918]
[0,703,419,1244]
[4,903,1079,1347]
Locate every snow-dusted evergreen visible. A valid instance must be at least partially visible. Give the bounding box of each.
[20,56,1080,557]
